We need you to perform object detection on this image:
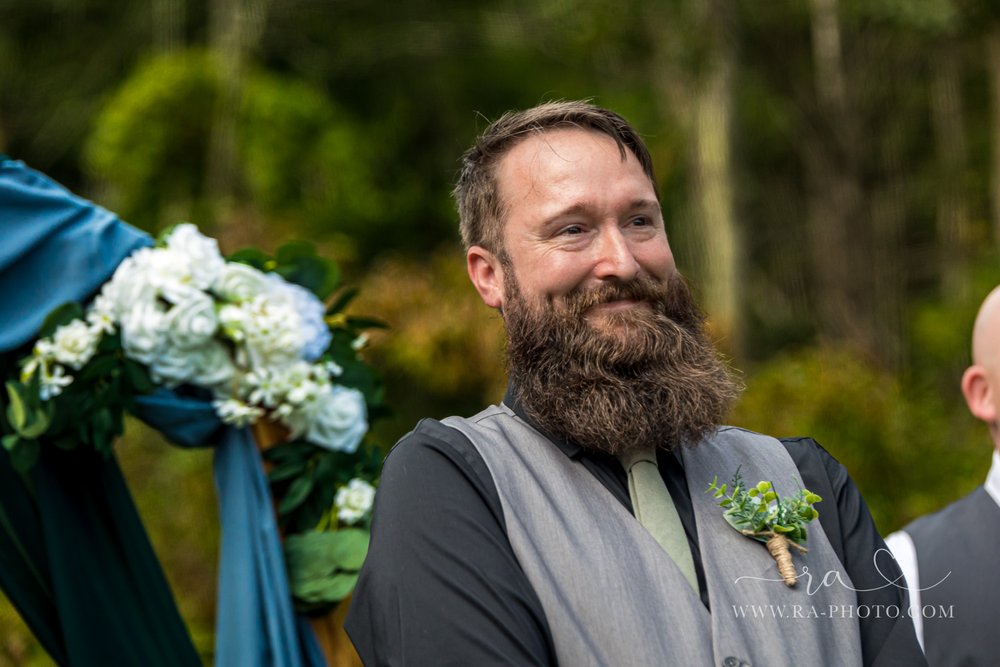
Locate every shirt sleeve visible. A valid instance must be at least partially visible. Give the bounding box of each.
[344,419,555,666]
[782,438,928,667]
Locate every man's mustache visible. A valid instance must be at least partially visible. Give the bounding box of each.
[562,277,665,316]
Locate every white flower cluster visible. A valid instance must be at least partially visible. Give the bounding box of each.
[20,316,106,400]
[22,224,365,453]
[334,478,376,524]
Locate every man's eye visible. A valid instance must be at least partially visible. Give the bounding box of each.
[561,225,584,235]
[630,216,650,227]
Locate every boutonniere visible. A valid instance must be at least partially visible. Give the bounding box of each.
[707,468,822,587]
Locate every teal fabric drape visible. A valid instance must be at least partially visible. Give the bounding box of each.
[0,158,200,665]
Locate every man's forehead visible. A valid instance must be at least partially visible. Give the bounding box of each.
[494,127,643,204]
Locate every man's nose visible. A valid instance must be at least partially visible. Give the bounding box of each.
[592,227,640,281]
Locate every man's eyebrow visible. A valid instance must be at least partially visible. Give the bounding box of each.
[629,198,660,211]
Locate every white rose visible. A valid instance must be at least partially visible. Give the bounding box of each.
[50,319,101,370]
[218,303,250,343]
[335,478,376,524]
[265,274,331,361]
[138,247,193,303]
[149,343,198,387]
[189,341,237,387]
[121,302,168,366]
[101,254,158,317]
[165,224,225,290]
[241,298,304,367]
[302,385,367,453]
[165,288,218,349]
[213,263,269,303]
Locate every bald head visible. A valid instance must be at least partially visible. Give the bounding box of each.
[964,286,1000,449]
[971,286,1000,369]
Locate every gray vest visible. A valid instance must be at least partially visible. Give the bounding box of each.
[445,404,863,667]
[906,487,1000,667]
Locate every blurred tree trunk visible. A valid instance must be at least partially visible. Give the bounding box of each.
[804,0,872,353]
[205,0,269,218]
[152,0,185,53]
[930,42,971,302]
[692,0,740,355]
[987,26,1000,250]
[645,0,743,356]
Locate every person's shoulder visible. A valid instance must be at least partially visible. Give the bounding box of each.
[904,484,989,537]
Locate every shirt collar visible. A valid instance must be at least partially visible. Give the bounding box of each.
[503,383,585,460]
[985,450,1000,509]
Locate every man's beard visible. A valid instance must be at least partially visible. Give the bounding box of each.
[503,271,742,457]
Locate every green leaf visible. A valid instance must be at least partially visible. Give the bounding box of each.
[123,359,156,394]
[344,316,389,331]
[763,491,777,503]
[268,459,308,484]
[5,382,31,433]
[326,287,359,316]
[2,434,19,452]
[804,492,822,504]
[279,474,315,515]
[6,382,51,439]
[756,481,771,494]
[326,528,370,570]
[293,572,358,604]
[773,524,795,534]
[227,247,270,270]
[8,439,39,474]
[38,303,85,337]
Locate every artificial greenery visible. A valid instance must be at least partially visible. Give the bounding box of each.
[707,468,822,586]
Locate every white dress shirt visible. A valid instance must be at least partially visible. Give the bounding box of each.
[883,450,1000,650]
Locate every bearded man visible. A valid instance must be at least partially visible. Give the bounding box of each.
[345,101,924,666]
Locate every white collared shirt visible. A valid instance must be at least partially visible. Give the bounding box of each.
[883,450,1000,650]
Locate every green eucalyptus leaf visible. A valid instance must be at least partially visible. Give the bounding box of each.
[763,491,777,503]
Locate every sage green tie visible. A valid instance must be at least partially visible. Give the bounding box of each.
[619,448,699,593]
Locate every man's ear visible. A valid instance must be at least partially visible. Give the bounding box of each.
[467,245,505,309]
[962,365,997,424]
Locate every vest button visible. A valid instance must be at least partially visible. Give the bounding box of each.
[722,658,750,667]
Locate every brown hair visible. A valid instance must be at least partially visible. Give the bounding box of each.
[453,100,658,252]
